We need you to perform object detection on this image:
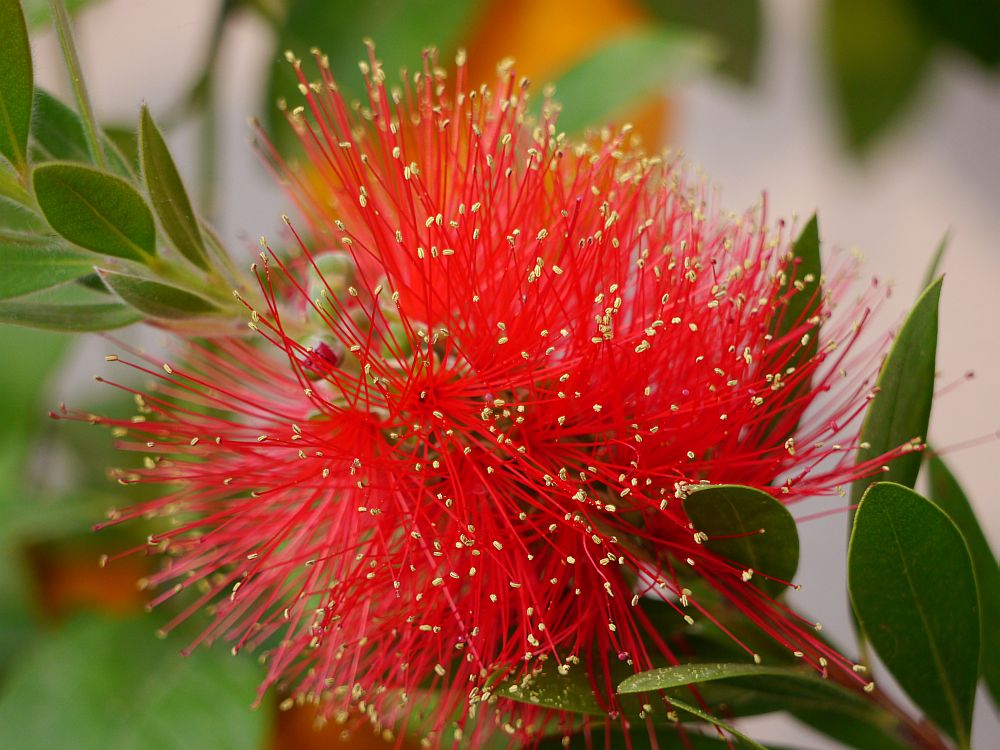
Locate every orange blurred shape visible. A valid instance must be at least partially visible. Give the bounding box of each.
[463,0,670,147]
[271,703,420,750]
[30,546,148,619]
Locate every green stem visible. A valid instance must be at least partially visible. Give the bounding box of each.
[49,0,106,170]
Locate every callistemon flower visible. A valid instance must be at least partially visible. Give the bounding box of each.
[70,48,911,746]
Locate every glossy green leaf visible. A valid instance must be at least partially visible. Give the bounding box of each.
[824,0,934,153]
[0,0,33,172]
[541,29,715,135]
[32,163,155,261]
[926,453,1000,705]
[848,482,979,747]
[852,277,941,503]
[638,0,762,84]
[265,0,479,152]
[98,269,220,319]
[0,615,267,750]
[761,214,822,445]
[0,233,95,299]
[683,485,799,596]
[139,106,209,269]
[908,0,1000,67]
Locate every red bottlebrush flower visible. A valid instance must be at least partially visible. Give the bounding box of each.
[69,48,911,747]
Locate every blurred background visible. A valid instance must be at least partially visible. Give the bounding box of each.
[2,0,997,747]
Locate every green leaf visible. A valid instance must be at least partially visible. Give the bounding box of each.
[919,231,949,296]
[638,0,762,84]
[664,695,768,750]
[620,662,841,696]
[30,90,134,176]
[926,453,1000,705]
[540,728,803,750]
[540,29,715,135]
[791,708,909,750]
[265,0,480,153]
[0,276,141,331]
[0,196,47,232]
[683,485,799,596]
[98,269,220,319]
[762,214,822,445]
[0,0,33,172]
[824,0,935,153]
[851,277,941,503]
[907,0,1000,68]
[20,0,96,27]
[848,482,979,747]
[0,299,139,331]
[32,163,155,262]
[139,106,209,269]
[0,233,96,299]
[0,615,268,750]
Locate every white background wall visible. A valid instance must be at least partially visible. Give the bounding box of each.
[29,0,1000,747]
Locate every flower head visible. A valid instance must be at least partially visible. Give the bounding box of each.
[72,48,907,746]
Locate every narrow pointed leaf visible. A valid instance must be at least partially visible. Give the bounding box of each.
[852,277,941,502]
[848,482,979,746]
[33,163,155,262]
[762,214,822,444]
[139,106,209,269]
[0,0,33,172]
[0,234,96,299]
[683,485,799,596]
[30,90,134,176]
[926,453,1000,705]
[792,709,909,750]
[540,729,802,750]
[919,231,949,296]
[664,696,768,750]
[98,269,220,319]
[0,299,139,330]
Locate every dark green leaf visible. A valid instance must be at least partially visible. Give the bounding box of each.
[683,485,799,596]
[761,214,822,445]
[907,0,1000,67]
[0,615,268,750]
[0,0,33,172]
[852,277,941,503]
[926,453,1000,705]
[32,162,155,262]
[540,29,715,135]
[792,708,909,750]
[824,0,934,153]
[0,233,96,299]
[848,482,979,747]
[98,269,220,319]
[638,0,762,84]
[265,0,480,153]
[664,695,768,749]
[540,728,804,750]
[139,106,209,269]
